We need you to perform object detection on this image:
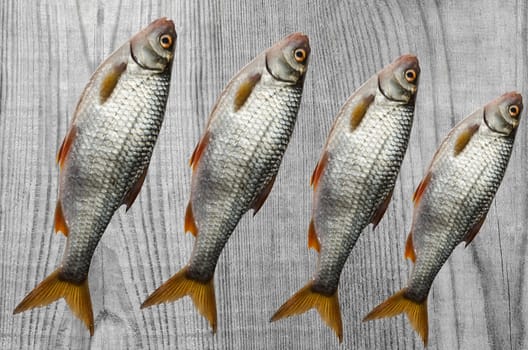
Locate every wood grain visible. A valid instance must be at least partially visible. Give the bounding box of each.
[1,0,527,349]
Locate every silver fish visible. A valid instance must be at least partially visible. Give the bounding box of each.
[271,55,420,342]
[364,92,523,346]
[140,33,310,331]
[13,18,176,335]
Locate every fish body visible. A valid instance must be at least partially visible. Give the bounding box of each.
[14,18,176,335]
[141,33,311,331]
[364,92,523,346]
[271,55,420,341]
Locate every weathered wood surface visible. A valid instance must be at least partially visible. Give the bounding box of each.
[1,0,526,349]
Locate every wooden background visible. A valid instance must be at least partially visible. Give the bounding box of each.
[1,0,526,349]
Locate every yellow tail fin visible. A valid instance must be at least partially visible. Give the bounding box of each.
[363,288,428,346]
[141,266,217,332]
[271,281,343,342]
[13,269,94,335]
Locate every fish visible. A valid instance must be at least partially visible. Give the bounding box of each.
[363,92,523,346]
[140,33,311,331]
[13,18,176,335]
[270,55,421,342]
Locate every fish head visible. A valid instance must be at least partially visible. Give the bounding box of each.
[130,17,176,72]
[483,92,523,136]
[265,32,310,84]
[378,54,420,103]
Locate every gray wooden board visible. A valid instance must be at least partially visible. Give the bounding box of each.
[1,0,526,349]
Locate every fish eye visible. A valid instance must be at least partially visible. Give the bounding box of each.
[159,34,173,49]
[404,69,417,83]
[508,105,520,117]
[294,48,307,63]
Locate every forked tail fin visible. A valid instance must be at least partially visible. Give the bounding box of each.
[363,288,428,346]
[141,266,217,332]
[270,281,342,342]
[13,269,94,335]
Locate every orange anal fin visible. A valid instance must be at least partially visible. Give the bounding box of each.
[56,125,78,169]
[141,266,217,333]
[310,151,329,190]
[54,200,69,237]
[308,219,320,252]
[251,175,276,216]
[363,288,428,346]
[454,124,479,156]
[184,201,198,237]
[464,215,487,247]
[371,190,393,229]
[271,281,342,342]
[189,131,211,171]
[13,269,94,336]
[123,168,148,211]
[100,62,127,104]
[350,94,375,131]
[413,171,432,207]
[233,73,262,112]
[405,232,416,263]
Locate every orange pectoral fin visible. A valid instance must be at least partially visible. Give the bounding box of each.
[308,219,320,252]
[371,190,393,229]
[454,124,479,156]
[99,62,127,104]
[350,94,375,131]
[310,151,329,190]
[123,168,148,211]
[251,175,277,216]
[56,125,78,169]
[184,201,198,236]
[464,215,487,247]
[189,131,211,171]
[54,200,69,237]
[405,232,416,263]
[233,73,262,112]
[413,171,432,207]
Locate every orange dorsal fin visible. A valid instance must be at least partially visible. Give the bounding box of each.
[371,190,393,229]
[464,215,487,247]
[141,266,217,333]
[454,124,479,156]
[234,73,262,112]
[184,201,198,236]
[308,218,320,252]
[189,131,211,171]
[99,62,127,104]
[350,94,375,131]
[310,151,329,190]
[363,288,428,346]
[13,269,94,335]
[405,232,416,263]
[413,171,432,207]
[54,200,69,237]
[271,281,342,342]
[251,175,276,216]
[123,168,148,211]
[56,125,78,169]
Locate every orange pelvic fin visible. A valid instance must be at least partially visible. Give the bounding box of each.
[371,189,393,229]
[454,124,479,156]
[464,215,487,247]
[310,151,329,190]
[123,168,148,211]
[307,218,320,252]
[189,131,211,171]
[56,124,77,169]
[404,232,416,263]
[350,94,375,131]
[184,201,198,236]
[271,281,342,342]
[251,175,276,216]
[13,269,94,335]
[413,171,432,207]
[54,199,69,237]
[233,73,261,112]
[141,266,217,332]
[363,288,428,346]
